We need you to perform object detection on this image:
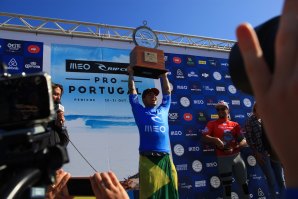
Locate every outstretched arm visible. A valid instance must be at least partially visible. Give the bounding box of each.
[236,0,298,187]
[127,66,137,95]
[160,73,171,95]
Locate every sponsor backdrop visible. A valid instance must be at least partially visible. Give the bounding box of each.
[165,53,270,199]
[1,38,272,198]
[0,38,43,74]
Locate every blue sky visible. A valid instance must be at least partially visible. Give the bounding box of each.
[1,0,283,40]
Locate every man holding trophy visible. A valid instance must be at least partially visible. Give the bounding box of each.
[128,23,179,199]
[202,101,249,199]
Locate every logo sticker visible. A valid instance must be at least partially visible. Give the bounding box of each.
[173,57,182,64]
[228,85,237,94]
[192,160,203,172]
[247,155,257,166]
[173,144,184,156]
[27,45,40,53]
[243,98,252,107]
[210,176,221,188]
[183,113,193,121]
[213,71,222,80]
[180,97,191,107]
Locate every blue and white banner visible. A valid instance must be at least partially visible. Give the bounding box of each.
[51,44,157,180]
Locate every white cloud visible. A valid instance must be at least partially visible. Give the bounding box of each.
[66,118,88,128]
[111,54,129,63]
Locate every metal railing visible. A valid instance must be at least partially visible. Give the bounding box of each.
[0,12,235,52]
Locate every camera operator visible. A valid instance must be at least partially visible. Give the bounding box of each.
[0,74,71,198]
[48,83,69,147]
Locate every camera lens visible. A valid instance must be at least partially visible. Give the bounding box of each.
[228,16,280,95]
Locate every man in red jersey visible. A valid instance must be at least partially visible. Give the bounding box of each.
[202,101,249,199]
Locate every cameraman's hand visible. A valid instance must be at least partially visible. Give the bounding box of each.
[236,0,298,187]
[90,171,129,199]
[46,169,72,199]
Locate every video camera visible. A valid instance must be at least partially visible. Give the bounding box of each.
[0,71,69,198]
[229,16,279,95]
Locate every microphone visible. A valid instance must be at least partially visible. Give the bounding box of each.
[55,103,64,113]
[54,103,65,126]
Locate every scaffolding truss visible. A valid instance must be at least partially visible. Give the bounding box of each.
[0,12,235,52]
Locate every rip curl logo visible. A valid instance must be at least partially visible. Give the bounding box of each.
[96,63,127,72]
[97,63,107,70]
[162,99,168,105]
[145,111,163,123]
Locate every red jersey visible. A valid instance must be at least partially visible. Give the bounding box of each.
[202,118,244,156]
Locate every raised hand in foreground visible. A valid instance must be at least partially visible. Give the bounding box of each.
[236,0,298,187]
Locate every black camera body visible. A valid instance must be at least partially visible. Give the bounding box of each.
[0,72,54,129]
[229,16,279,95]
[0,72,69,198]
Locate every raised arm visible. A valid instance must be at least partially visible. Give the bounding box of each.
[160,73,171,95]
[127,66,137,95]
